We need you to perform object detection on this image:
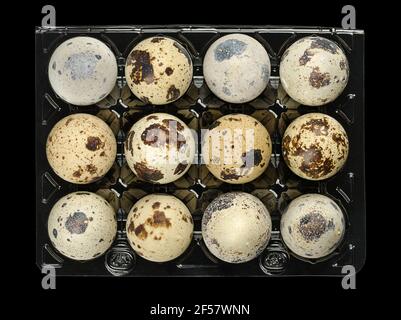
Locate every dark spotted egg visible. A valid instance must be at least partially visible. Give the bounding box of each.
[48,192,117,261]
[202,114,272,184]
[124,113,196,184]
[203,34,270,103]
[125,37,193,105]
[46,113,117,184]
[126,194,193,262]
[279,36,349,106]
[48,36,117,106]
[280,194,345,259]
[282,113,348,181]
[202,192,272,263]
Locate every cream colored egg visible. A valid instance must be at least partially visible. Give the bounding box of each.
[46,113,117,184]
[280,193,346,259]
[203,34,270,103]
[48,192,117,261]
[280,36,349,106]
[282,113,348,181]
[202,192,271,263]
[48,36,117,106]
[125,37,193,105]
[124,113,195,184]
[202,114,272,184]
[126,194,194,262]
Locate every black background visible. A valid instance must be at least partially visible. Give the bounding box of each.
[23,0,374,315]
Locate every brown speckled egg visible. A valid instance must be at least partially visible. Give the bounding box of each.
[48,36,117,106]
[125,37,193,105]
[202,192,271,263]
[124,113,196,184]
[202,114,272,184]
[203,34,270,103]
[48,192,117,261]
[126,194,194,262]
[280,36,349,106]
[46,113,117,184]
[280,194,345,259]
[282,113,348,180]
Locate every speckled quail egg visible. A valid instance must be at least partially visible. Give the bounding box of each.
[280,193,346,259]
[124,113,196,184]
[280,36,349,106]
[202,114,272,184]
[202,192,271,263]
[48,36,117,106]
[46,113,117,184]
[48,191,117,261]
[126,194,194,262]
[203,34,270,103]
[125,36,193,105]
[282,113,348,181]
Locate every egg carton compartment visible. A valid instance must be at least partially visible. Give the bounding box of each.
[37,188,122,273]
[37,106,122,205]
[36,26,365,276]
[276,185,351,265]
[198,92,280,189]
[119,97,200,188]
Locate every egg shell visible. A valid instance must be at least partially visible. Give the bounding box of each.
[125,37,193,105]
[202,114,272,184]
[282,113,348,181]
[124,113,196,184]
[48,36,117,106]
[279,36,349,106]
[48,192,117,261]
[203,34,270,103]
[280,193,345,259]
[46,113,117,184]
[126,194,194,262]
[202,192,272,263]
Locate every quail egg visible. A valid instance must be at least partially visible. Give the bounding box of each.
[202,192,272,263]
[48,191,117,261]
[48,36,118,106]
[282,113,348,180]
[126,194,194,262]
[280,193,346,259]
[46,113,117,184]
[202,114,272,184]
[125,36,193,105]
[280,36,349,106]
[124,113,196,184]
[203,34,270,103]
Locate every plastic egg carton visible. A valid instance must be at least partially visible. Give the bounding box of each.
[35,25,365,276]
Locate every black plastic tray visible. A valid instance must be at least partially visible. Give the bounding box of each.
[35,25,365,276]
